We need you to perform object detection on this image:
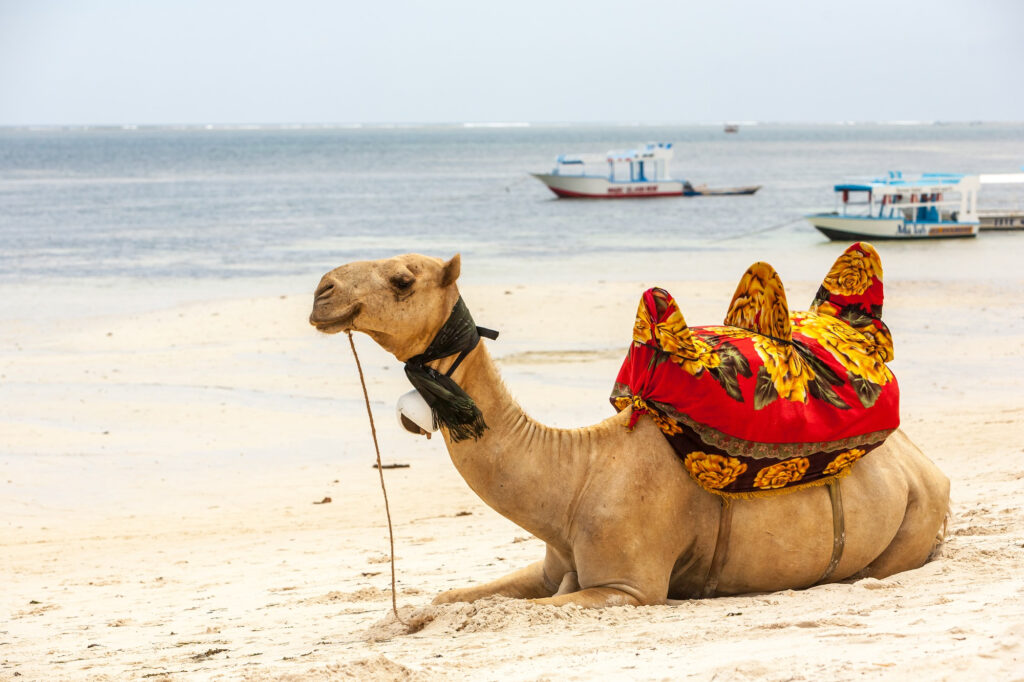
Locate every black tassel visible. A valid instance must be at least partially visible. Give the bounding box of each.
[402,297,495,443]
[404,364,488,442]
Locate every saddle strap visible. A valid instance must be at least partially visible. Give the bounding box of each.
[701,478,847,598]
[817,478,846,584]
[702,498,733,598]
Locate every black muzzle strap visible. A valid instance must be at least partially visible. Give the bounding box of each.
[403,297,498,442]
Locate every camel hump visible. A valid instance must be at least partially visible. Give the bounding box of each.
[809,241,893,361]
[724,262,792,341]
[633,287,700,360]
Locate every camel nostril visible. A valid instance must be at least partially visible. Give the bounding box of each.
[314,282,335,302]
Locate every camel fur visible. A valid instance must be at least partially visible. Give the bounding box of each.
[309,253,950,609]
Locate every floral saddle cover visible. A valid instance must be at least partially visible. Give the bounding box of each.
[611,242,899,499]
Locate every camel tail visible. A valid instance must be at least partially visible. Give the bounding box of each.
[809,241,894,362]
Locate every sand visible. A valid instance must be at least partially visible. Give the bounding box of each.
[2,263,1023,680]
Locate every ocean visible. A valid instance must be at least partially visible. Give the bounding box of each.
[2,123,1022,515]
[1,123,1022,293]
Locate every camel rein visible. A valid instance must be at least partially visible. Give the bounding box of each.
[346,330,407,625]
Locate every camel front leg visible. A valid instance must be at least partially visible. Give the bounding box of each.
[531,587,642,608]
[432,560,554,604]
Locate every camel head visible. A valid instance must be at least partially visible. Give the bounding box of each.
[309,253,462,361]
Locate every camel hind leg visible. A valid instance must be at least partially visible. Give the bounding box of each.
[859,475,950,579]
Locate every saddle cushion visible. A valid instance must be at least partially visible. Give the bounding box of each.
[611,243,898,498]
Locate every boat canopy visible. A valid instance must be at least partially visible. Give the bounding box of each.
[833,172,979,196]
[979,173,1024,185]
[555,142,674,166]
[826,171,980,223]
[605,143,674,163]
[551,142,676,183]
[555,153,609,165]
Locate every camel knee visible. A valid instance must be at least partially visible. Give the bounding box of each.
[554,571,580,596]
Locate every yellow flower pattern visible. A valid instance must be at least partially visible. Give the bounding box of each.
[752,338,815,404]
[684,452,748,490]
[822,244,882,296]
[793,312,894,387]
[613,244,896,497]
[632,298,655,345]
[855,322,894,363]
[633,289,721,377]
[725,262,792,340]
[655,307,704,376]
[651,411,683,436]
[754,457,810,489]
[815,301,840,318]
[823,448,867,475]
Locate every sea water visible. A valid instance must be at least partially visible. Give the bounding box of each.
[1,123,1022,297]
[1,123,1021,512]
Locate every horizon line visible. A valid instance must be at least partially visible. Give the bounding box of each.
[2,119,1022,131]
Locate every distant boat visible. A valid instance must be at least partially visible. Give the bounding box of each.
[978,210,1024,230]
[978,172,1024,231]
[806,172,980,240]
[531,142,761,199]
[682,181,761,196]
[723,124,740,134]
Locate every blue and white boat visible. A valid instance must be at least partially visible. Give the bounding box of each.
[807,172,981,240]
[531,142,761,199]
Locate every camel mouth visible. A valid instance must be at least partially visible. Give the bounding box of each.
[309,303,362,334]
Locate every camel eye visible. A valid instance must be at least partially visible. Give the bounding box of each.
[389,273,415,293]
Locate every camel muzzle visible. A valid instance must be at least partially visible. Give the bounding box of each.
[309,302,362,333]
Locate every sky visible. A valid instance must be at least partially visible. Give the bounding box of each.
[1,0,1022,126]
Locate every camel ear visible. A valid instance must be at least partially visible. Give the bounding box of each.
[440,254,461,288]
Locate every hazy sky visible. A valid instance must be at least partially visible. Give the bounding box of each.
[1,0,1022,126]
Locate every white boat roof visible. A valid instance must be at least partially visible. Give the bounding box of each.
[557,142,674,165]
[834,172,979,194]
[979,172,1024,184]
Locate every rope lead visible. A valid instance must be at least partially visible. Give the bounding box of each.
[347,331,407,625]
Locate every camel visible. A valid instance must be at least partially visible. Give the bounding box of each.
[309,253,950,609]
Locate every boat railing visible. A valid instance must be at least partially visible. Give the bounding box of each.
[838,194,971,222]
[549,143,674,182]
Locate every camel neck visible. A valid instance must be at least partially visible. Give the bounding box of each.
[432,344,587,547]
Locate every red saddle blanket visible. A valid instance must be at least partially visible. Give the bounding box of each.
[611,242,899,498]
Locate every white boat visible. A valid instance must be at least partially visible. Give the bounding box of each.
[531,142,760,199]
[806,172,980,240]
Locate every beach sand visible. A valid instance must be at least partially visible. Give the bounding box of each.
[2,261,1023,680]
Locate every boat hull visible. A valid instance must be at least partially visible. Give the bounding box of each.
[806,214,979,240]
[531,173,683,198]
[683,185,761,196]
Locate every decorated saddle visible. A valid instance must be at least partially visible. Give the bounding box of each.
[611,242,898,499]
